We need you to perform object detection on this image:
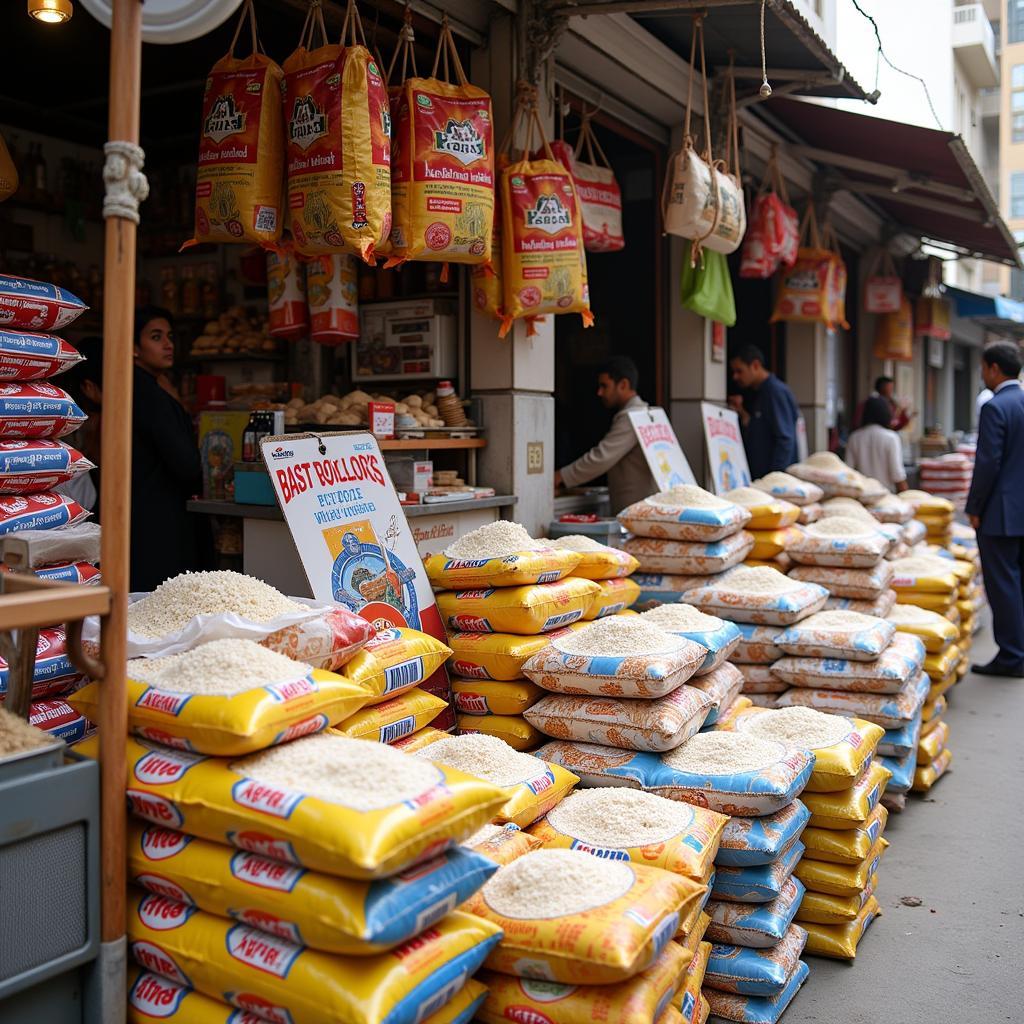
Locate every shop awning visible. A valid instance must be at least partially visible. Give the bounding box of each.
[550,0,871,102]
[944,286,1024,338]
[764,97,1022,268]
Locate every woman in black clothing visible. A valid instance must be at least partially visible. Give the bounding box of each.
[129,306,204,592]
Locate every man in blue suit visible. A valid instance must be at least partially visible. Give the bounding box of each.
[966,341,1024,677]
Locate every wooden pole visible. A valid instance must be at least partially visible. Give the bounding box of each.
[99,0,142,976]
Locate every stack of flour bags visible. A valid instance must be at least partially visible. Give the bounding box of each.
[677,564,828,715]
[0,273,100,745]
[680,720,816,1024]
[750,471,826,527]
[948,520,985,653]
[901,489,955,548]
[719,703,887,964]
[721,486,803,574]
[72,624,507,1024]
[419,727,723,1024]
[918,453,973,512]
[619,484,753,610]
[428,521,636,750]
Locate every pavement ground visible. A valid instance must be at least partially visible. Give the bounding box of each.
[783,622,1024,1024]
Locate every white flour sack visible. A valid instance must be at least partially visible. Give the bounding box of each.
[771,632,926,695]
[786,452,864,498]
[624,532,754,576]
[752,472,824,507]
[682,566,828,626]
[786,517,890,569]
[520,617,706,699]
[524,684,715,752]
[686,661,744,726]
[773,611,896,662]
[732,623,786,664]
[618,485,751,542]
[775,669,930,731]
[788,562,894,600]
[641,605,741,677]
[647,731,815,816]
[413,733,578,828]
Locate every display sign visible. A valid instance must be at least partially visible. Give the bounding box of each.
[261,431,451,722]
[701,402,751,494]
[627,407,697,491]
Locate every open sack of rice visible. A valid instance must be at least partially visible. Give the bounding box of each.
[787,516,891,569]
[619,485,751,542]
[682,566,828,626]
[640,604,741,676]
[751,472,824,507]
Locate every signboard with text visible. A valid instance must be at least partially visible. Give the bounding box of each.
[261,431,451,724]
[701,402,751,494]
[627,407,697,491]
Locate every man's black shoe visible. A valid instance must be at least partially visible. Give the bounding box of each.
[971,659,1024,678]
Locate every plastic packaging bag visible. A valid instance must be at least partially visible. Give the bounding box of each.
[0,440,94,495]
[618,491,750,543]
[524,685,714,752]
[127,821,496,954]
[0,382,86,439]
[424,546,581,589]
[456,712,542,750]
[332,686,446,744]
[800,761,891,830]
[705,877,805,948]
[584,577,641,619]
[451,677,542,716]
[732,624,785,664]
[184,1,283,247]
[715,801,810,868]
[0,273,87,332]
[128,891,501,1024]
[340,627,452,703]
[435,578,599,635]
[447,626,584,681]
[77,733,506,878]
[0,492,88,534]
[71,664,372,757]
[711,839,804,903]
[704,924,806,997]
[687,662,744,725]
[462,850,703,984]
[795,873,876,926]
[800,895,879,959]
[283,2,391,262]
[771,632,926,694]
[704,959,809,1023]
[794,836,886,897]
[788,563,894,600]
[775,668,930,730]
[681,568,828,626]
[680,247,737,326]
[625,532,754,575]
[0,626,83,701]
[773,611,895,662]
[0,329,82,381]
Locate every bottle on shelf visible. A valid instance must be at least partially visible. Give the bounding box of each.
[241,412,259,463]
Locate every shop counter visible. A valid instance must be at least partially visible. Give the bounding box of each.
[189,496,517,597]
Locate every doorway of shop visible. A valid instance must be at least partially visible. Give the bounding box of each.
[553,107,664,477]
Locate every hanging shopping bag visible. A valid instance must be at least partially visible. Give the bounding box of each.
[772,205,839,328]
[662,20,744,257]
[388,15,494,267]
[572,113,625,253]
[916,296,951,340]
[501,86,593,332]
[822,219,850,330]
[873,296,913,361]
[740,145,798,279]
[184,0,284,249]
[681,247,736,326]
[283,0,391,263]
[864,250,902,314]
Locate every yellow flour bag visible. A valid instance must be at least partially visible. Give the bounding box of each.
[340,627,452,704]
[184,1,284,247]
[463,849,703,983]
[391,725,450,753]
[502,97,593,329]
[795,874,876,926]
[283,2,390,262]
[584,577,642,620]
[126,821,496,955]
[476,942,688,1024]
[127,891,502,1024]
[331,686,446,743]
[447,625,585,681]
[801,895,880,959]
[435,578,600,635]
[388,19,494,266]
[76,733,505,878]
[464,822,544,865]
[451,678,543,716]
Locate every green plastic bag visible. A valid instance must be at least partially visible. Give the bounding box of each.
[681,246,736,326]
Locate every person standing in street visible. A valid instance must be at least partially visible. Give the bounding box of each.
[554,355,656,513]
[852,376,914,431]
[966,341,1024,678]
[845,396,908,492]
[728,345,801,480]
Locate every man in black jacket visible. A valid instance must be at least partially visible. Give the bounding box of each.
[728,346,801,479]
[130,306,205,592]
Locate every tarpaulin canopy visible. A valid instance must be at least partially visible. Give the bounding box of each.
[945,286,1024,337]
[764,96,1021,268]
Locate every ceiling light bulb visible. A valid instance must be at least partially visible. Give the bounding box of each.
[28,0,73,24]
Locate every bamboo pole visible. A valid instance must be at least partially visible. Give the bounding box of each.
[98,0,142,996]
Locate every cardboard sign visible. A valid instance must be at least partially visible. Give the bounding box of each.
[261,431,451,724]
[701,402,751,494]
[627,407,697,491]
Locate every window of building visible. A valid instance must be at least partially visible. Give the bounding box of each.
[1014,65,1024,89]
[1014,113,1024,143]
[1012,0,1024,44]
[1012,173,1024,217]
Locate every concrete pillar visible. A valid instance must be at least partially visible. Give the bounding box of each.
[468,11,556,535]
[786,321,829,453]
[663,216,728,488]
